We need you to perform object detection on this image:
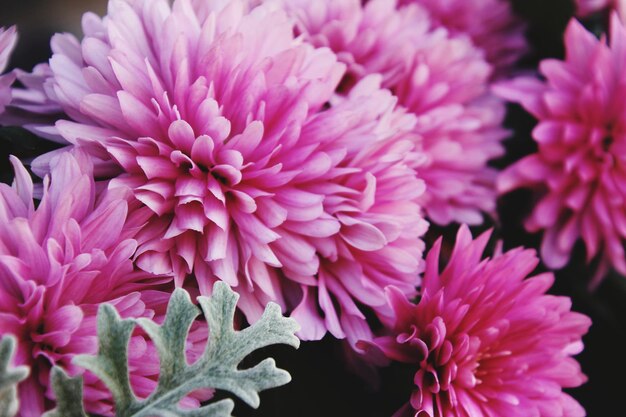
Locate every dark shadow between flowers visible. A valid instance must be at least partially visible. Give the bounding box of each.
[236,338,414,417]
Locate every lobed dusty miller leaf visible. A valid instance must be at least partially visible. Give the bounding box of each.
[0,336,29,417]
[45,282,300,417]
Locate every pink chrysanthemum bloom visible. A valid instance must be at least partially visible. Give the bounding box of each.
[399,0,526,75]
[20,0,427,344]
[0,26,17,115]
[275,0,506,225]
[363,226,591,417]
[496,16,626,284]
[0,152,206,415]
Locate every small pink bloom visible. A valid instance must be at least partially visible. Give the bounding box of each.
[496,15,626,284]
[364,226,591,417]
[15,0,427,344]
[276,0,507,225]
[0,151,205,415]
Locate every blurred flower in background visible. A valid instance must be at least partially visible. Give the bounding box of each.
[275,0,509,226]
[399,0,527,76]
[575,0,626,17]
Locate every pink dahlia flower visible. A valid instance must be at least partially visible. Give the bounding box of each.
[19,0,427,344]
[276,0,507,225]
[363,226,591,417]
[0,26,17,115]
[0,151,205,415]
[399,0,527,75]
[496,16,626,284]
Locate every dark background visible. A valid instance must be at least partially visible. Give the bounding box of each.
[1,0,623,416]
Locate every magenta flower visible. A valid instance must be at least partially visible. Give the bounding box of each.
[0,151,206,415]
[276,0,506,225]
[496,16,626,284]
[363,226,591,417]
[0,26,17,115]
[399,0,527,75]
[18,0,427,344]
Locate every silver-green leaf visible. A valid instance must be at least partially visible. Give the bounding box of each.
[42,368,88,417]
[48,282,299,417]
[0,336,29,417]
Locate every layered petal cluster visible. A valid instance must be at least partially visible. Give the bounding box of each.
[399,0,526,75]
[276,0,507,225]
[22,0,427,343]
[0,152,205,416]
[496,16,626,283]
[0,26,17,115]
[366,226,591,417]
